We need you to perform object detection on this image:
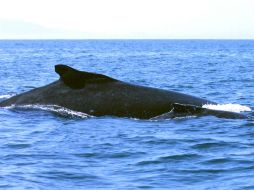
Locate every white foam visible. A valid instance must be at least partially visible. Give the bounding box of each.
[202,103,251,113]
[5,104,91,118]
[0,94,15,99]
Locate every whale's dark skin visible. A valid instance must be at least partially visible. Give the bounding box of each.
[0,65,247,119]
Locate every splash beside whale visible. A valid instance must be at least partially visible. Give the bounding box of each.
[0,65,248,119]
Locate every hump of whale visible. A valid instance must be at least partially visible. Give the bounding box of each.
[55,64,117,89]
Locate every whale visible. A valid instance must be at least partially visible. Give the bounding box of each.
[0,64,247,119]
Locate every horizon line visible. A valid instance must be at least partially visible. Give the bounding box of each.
[0,38,254,41]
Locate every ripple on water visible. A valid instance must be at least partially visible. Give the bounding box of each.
[191,141,235,150]
[4,143,31,149]
[136,153,202,166]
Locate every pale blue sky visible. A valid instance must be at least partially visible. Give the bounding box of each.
[0,0,254,39]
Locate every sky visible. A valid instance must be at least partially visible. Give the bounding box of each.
[0,0,254,39]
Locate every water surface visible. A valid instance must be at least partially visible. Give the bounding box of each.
[0,40,254,190]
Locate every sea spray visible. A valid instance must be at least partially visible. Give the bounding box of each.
[3,104,91,118]
[202,104,251,113]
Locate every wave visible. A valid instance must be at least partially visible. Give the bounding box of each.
[4,104,91,118]
[0,94,16,99]
[2,102,252,119]
[202,103,251,113]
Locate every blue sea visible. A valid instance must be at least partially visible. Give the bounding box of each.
[0,40,254,190]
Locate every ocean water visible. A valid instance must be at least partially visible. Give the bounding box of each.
[0,40,254,190]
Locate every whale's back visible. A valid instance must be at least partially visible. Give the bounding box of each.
[0,77,214,119]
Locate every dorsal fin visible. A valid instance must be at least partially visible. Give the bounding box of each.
[55,64,117,89]
[55,64,78,77]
